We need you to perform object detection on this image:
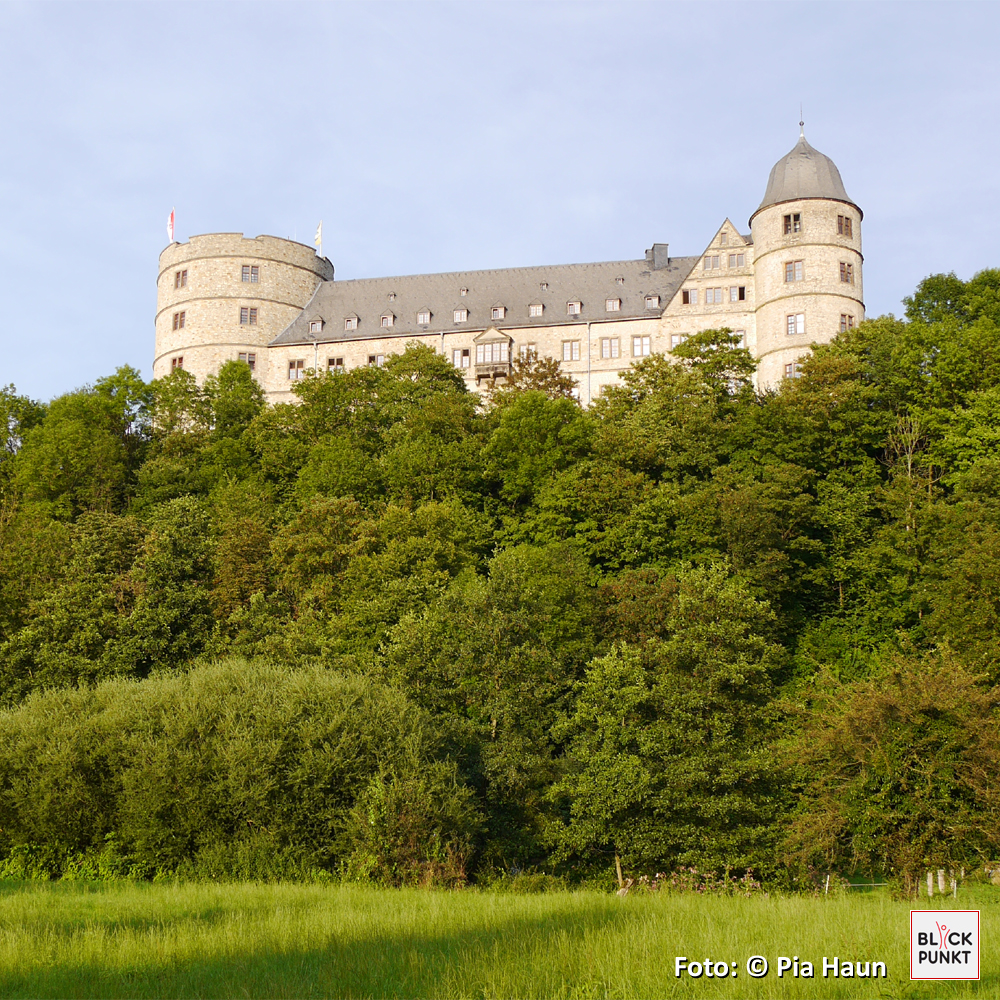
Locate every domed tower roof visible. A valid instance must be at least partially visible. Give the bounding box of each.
[753,131,860,219]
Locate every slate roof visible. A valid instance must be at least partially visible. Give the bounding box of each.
[270,253,700,347]
[755,132,858,216]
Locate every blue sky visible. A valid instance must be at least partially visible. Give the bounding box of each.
[1,0,998,401]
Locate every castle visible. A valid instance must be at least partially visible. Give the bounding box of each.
[154,131,863,403]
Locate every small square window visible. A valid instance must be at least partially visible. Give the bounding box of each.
[454,308,468,323]
[562,340,581,361]
[288,359,305,380]
[381,314,394,328]
[840,262,854,284]
[785,260,804,282]
[605,298,621,312]
[600,337,620,359]
[529,303,543,317]
[566,301,581,315]
[783,213,802,235]
[328,357,345,370]
[787,313,805,336]
[172,310,186,330]
[345,316,358,331]
[171,356,183,370]
[309,320,322,334]
[492,306,506,320]
[632,335,651,357]
[645,294,660,309]
[417,310,430,325]
[681,289,697,305]
[241,265,259,283]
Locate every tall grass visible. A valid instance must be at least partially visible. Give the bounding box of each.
[0,881,995,998]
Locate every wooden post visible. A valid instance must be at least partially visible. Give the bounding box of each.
[938,869,946,894]
[927,871,934,896]
[615,852,624,890]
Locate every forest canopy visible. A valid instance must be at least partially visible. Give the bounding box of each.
[1,269,1000,888]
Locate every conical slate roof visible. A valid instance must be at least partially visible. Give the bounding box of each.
[755,132,856,214]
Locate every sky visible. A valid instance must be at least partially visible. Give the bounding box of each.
[1,0,998,401]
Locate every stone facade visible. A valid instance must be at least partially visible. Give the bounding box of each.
[155,134,863,403]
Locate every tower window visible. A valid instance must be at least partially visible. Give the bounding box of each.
[288,359,305,380]
[728,254,745,268]
[240,307,258,325]
[784,361,803,379]
[417,310,430,325]
[453,348,471,369]
[601,337,620,359]
[840,262,854,284]
[328,357,344,370]
[566,301,581,315]
[703,255,720,270]
[838,215,853,238]
[681,289,697,305]
[241,265,259,283]
[729,286,746,302]
[171,356,183,370]
[345,316,358,331]
[787,313,805,336]
[840,314,855,332]
[238,352,256,370]
[784,260,804,282]
[454,308,468,323]
[605,298,621,312]
[492,306,506,320]
[529,303,543,317]
[632,335,651,357]
[783,213,802,235]
[174,270,187,289]
[172,311,186,330]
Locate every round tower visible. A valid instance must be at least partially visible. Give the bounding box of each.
[155,233,334,390]
[750,132,863,388]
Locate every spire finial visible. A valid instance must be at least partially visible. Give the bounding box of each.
[799,104,805,138]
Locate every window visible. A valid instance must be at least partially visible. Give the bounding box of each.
[720,233,728,246]
[729,286,746,302]
[388,292,395,302]
[381,314,394,328]
[600,337,620,359]
[670,334,687,350]
[616,276,625,286]
[529,303,543,317]
[519,343,537,359]
[460,288,468,296]
[172,311,186,330]
[705,288,724,304]
[453,308,468,323]
[787,313,805,336]
[241,265,259,283]
[170,356,183,370]
[174,269,187,289]
[491,306,506,320]
[477,343,508,364]
[240,307,258,325]
[238,351,256,370]
[453,348,471,369]
[645,294,660,309]
[288,359,305,380]
[733,330,745,347]
[728,253,745,268]
[566,301,581,315]
[703,255,721,270]
[368,354,385,367]
[784,361,803,379]
[540,281,548,291]
[562,340,581,361]
[682,289,697,305]
[328,357,344,370]
[632,335,651,357]
[605,298,621,312]
[417,310,430,325]
[309,320,322,335]
[838,215,853,238]
[344,316,358,331]
[840,262,854,284]
[840,313,855,332]
[783,213,802,235]
[784,260,804,282]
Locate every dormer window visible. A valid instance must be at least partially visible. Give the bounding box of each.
[566,301,581,315]
[460,287,468,296]
[540,282,548,291]
[388,292,396,301]
[645,295,660,309]
[417,310,430,325]
[492,306,506,320]
[344,316,358,331]
[605,298,621,312]
[309,320,323,335]
[529,303,543,317]
[454,308,468,323]
[616,276,624,285]
[381,314,394,329]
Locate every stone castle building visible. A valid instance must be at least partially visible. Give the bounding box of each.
[154,131,863,404]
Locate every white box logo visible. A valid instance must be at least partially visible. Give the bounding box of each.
[910,910,980,980]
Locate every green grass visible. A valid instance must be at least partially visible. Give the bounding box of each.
[0,881,996,998]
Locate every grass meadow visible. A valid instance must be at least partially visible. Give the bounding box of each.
[0,881,996,999]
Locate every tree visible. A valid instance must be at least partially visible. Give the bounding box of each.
[488,352,577,401]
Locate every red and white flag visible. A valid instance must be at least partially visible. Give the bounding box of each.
[167,208,175,243]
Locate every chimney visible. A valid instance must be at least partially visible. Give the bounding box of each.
[645,243,670,269]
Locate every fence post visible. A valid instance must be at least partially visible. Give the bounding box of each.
[824,873,830,896]
[927,871,934,897]
[938,869,946,894]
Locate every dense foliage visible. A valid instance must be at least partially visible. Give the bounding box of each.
[2,269,1000,887]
